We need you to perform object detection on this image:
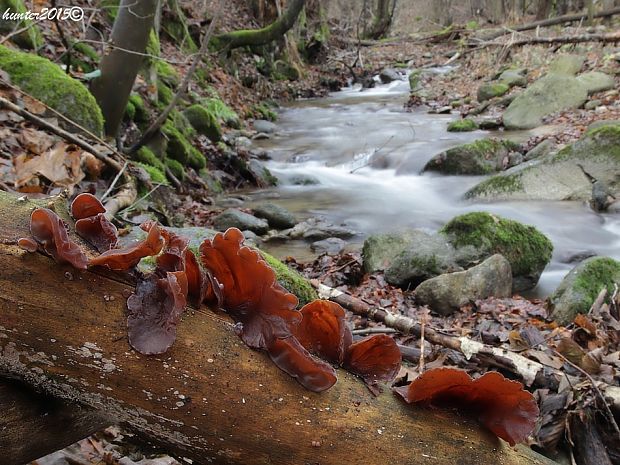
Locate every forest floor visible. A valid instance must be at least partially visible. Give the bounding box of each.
[3,4,619,465]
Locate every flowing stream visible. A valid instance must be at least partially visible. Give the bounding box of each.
[248,77,620,298]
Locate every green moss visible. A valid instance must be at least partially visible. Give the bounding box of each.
[188,146,206,170]
[0,0,43,49]
[252,102,277,122]
[0,45,104,135]
[440,211,553,277]
[162,119,192,164]
[161,0,197,53]
[425,139,520,175]
[134,146,165,172]
[572,257,620,305]
[157,80,174,108]
[464,173,524,198]
[259,251,318,306]
[156,60,180,88]
[127,93,147,123]
[125,99,136,121]
[100,0,120,21]
[447,119,478,132]
[184,104,222,142]
[203,97,240,128]
[477,82,509,102]
[170,110,195,139]
[199,168,223,193]
[165,157,185,181]
[584,122,620,140]
[135,161,168,185]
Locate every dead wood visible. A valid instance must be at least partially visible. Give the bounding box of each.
[486,32,620,48]
[0,379,111,463]
[0,191,554,465]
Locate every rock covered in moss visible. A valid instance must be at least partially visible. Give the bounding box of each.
[497,68,527,88]
[423,139,520,175]
[477,82,509,102]
[363,230,427,273]
[162,120,193,164]
[125,93,148,123]
[135,146,166,173]
[465,123,620,201]
[165,157,185,181]
[184,104,222,141]
[447,118,478,132]
[135,162,168,185]
[259,251,318,306]
[156,60,180,88]
[415,254,513,315]
[202,97,240,128]
[0,0,42,49]
[0,45,104,135]
[440,212,553,292]
[548,257,620,325]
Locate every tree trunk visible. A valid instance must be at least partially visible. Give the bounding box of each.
[0,379,110,463]
[535,0,552,19]
[0,191,555,465]
[363,0,396,40]
[212,0,305,50]
[90,0,158,137]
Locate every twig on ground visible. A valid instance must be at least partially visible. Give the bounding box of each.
[352,327,398,336]
[101,162,128,201]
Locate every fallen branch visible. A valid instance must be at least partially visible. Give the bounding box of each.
[310,280,620,410]
[482,31,620,49]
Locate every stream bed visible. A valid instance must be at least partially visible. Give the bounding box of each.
[248,78,620,298]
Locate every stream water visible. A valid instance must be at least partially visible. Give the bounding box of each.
[249,76,620,298]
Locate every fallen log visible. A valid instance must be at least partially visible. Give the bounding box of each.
[0,191,555,465]
[478,32,620,50]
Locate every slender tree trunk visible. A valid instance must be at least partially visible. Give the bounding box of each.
[212,0,305,50]
[535,0,552,19]
[91,0,158,137]
[363,0,396,39]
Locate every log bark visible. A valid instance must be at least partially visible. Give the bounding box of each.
[212,0,305,50]
[0,379,111,463]
[0,191,555,465]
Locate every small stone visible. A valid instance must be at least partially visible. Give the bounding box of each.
[213,209,269,235]
[310,237,346,255]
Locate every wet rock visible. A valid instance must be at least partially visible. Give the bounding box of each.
[380,231,462,288]
[289,218,357,241]
[247,159,278,186]
[252,203,297,229]
[477,82,509,102]
[311,237,347,255]
[447,118,478,132]
[477,117,502,130]
[213,209,269,234]
[241,230,260,246]
[363,231,423,273]
[524,139,555,161]
[235,136,252,148]
[548,256,620,325]
[440,211,553,292]
[252,132,271,140]
[584,99,602,110]
[253,119,277,134]
[465,124,620,202]
[379,68,402,83]
[548,54,585,75]
[508,152,524,168]
[498,69,527,88]
[290,174,320,185]
[423,139,520,175]
[415,254,512,315]
[576,71,614,94]
[214,197,244,208]
[560,250,597,264]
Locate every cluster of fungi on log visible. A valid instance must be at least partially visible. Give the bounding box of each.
[17,194,539,445]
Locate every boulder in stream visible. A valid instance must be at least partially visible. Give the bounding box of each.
[440,212,553,292]
[213,209,269,235]
[465,123,620,202]
[379,68,403,83]
[548,256,620,325]
[253,203,297,229]
[415,254,513,315]
[423,139,520,175]
[576,71,615,95]
[477,82,509,102]
[290,218,357,241]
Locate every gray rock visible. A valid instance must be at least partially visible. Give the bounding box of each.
[508,152,524,168]
[213,209,269,234]
[235,136,252,148]
[379,68,402,83]
[477,117,502,130]
[576,71,615,95]
[587,119,620,132]
[289,218,357,241]
[363,231,422,273]
[290,174,320,185]
[548,256,620,325]
[548,54,585,75]
[423,139,520,175]
[503,74,588,129]
[415,254,513,315]
[584,99,602,110]
[311,237,347,255]
[498,69,527,88]
[477,82,509,102]
[465,123,620,202]
[253,203,297,229]
[382,231,462,288]
[253,119,277,134]
[215,197,245,208]
[524,139,555,161]
[247,159,278,186]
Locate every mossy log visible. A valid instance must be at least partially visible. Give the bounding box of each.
[0,192,555,465]
[212,0,305,50]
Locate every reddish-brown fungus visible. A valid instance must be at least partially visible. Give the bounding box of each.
[393,367,539,446]
[75,215,118,252]
[295,300,352,365]
[89,223,164,270]
[18,237,38,252]
[127,270,187,355]
[344,334,401,385]
[29,208,88,269]
[199,228,300,349]
[70,193,106,220]
[267,337,338,393]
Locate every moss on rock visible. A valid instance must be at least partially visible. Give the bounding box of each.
[162,119,192,164]
[477,82,509,102]
[0,45,104,135]
[156,60,180,88]
[126,93,148,123]
[447,118,478,132]
[548,256,620,325]
[184,104,222,142]
[188,146,206,170]
[165,157,186,181]
[252,102,277,122]
[135,162,168,185]
[203,97,240,129]
[440,211,553,291]
[135,146,166,172]
[464,172,525,199]
[423,139,520,175]
[259,251,318,306]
